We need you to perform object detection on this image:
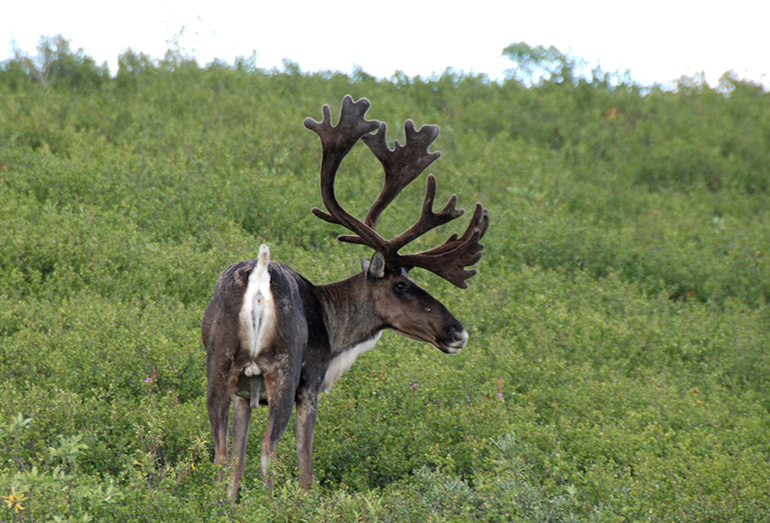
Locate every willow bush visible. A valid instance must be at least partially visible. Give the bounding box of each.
[1,36,769,522]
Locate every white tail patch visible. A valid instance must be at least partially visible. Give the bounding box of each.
[320,331,382,393]
[239,245,276,368]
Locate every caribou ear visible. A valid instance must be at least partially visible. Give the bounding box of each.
[366,252,386,280]
[360,258,370,272]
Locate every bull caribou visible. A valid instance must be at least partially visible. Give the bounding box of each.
[201,95,489,499]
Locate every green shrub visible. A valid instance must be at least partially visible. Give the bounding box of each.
[1,35,769,522]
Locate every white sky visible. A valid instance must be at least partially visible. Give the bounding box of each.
[2,0,768,87]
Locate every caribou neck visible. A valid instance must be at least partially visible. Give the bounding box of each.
[315,272,382,357]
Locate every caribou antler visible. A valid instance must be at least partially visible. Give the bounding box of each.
[360,120,442,230]
[304,95,488,288]
[303,95,383,249]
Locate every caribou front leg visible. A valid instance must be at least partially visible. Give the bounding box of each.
[295,388,319,490]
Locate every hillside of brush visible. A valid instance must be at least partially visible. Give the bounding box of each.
[1,38,769,522]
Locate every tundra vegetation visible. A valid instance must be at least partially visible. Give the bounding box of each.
[0,36,769,522]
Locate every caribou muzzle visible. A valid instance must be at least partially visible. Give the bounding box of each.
[436,323,468,354]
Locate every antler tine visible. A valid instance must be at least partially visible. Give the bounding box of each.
[360,119,441,229]
[414,202,489,256]
[304,95,385,250]
[335,174,466,250]
[387,174,464,251]
[399,203,490,288]
[303,96,379,157]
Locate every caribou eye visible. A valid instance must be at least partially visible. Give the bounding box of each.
[393,281,409,295]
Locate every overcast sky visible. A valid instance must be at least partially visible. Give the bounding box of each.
[2,0,768,87]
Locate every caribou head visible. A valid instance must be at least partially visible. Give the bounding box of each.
[201,95,488,500]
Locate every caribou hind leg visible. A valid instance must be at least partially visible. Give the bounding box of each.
[228,395,252,501]
[259,367,300,493]
[206,372,232,480]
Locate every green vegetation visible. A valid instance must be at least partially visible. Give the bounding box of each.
[1,36,769,521]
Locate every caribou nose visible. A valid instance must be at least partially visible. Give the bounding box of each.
[445,324,468,349]
[453,329,469,348]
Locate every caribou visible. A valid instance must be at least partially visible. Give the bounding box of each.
[201,95,489,499]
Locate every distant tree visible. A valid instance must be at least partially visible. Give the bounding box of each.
[502,42,580,86]
[502,42,636,89]
[37,35,110,88]
[116,49,156,89]
[0,34,109,89]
